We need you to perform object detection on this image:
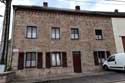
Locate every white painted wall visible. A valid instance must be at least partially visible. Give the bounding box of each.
[112,18,125,53]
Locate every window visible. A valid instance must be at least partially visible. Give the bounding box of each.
[93,51,110,65]
[51,27,60,39]
[108,56,115,62]
[71,28,79,40]
[46,52,67,68]
[26,26,37,39]
[51,52,62,67]
[25,52,36,68]
[95,29,103,40]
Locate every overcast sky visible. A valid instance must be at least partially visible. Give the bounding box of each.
[0,0,125,40]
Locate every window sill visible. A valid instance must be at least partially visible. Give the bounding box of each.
[96,39,104,40]
[51,38,60,40]
[25,66,36,68]
[25,38,37,39]
[71,38,80,40]
[50,66,63,69]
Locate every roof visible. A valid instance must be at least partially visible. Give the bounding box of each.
[13,5,125,17]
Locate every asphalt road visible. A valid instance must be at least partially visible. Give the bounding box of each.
[38,71,125,83]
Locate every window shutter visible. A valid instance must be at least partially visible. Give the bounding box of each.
[62,52,67,67]
[46,52,51,68]
[18,52,24,70]
[93,51,99,66]
[37,52,43,68]
[106,51,110,58]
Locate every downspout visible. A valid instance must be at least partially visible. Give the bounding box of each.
[10,6,16,70]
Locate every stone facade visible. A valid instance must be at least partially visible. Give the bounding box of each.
[11,5,116,79]
[0,71,15,83]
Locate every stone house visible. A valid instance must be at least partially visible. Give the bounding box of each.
[11,2,119,78]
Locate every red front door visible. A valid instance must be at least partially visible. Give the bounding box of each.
[73,51,82,73]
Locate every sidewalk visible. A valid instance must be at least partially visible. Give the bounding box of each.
[114,81,125,83]
[11,71,114,83]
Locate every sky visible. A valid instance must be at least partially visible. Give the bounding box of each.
[0,0,125,40]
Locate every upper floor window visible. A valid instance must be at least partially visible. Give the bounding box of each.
[26,26,37,39]
[95,29,103,40]
[51,27,60,40]
[71,28,79,40]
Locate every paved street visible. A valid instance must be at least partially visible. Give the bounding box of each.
[37,71,125,83]
[115,81,125,83]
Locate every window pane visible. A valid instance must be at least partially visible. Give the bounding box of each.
[96,35,98,39]
[25,52,36,67]
[71,34,74,39]
[26,53,31,61]
[51,53,56,66]
[52,28,55,38]
[56,32,60,39]
[56,29,60,34]
[95,30,102,35]
[27,26,37,38]
[26,61,30,67]
[51,27,60,39]
[32,61,36,66]
[108,56,115,62]
[71,29,75,34]
[75,34,79,39]
[71,28,79,39]
[32,53,36,61]
[26,53,31,67]
[99,35,102,39]
[32,28,37,38]
[56,53,61,66]
[31,53,36,67]
[52,33,55,39]
[27,27,32,38]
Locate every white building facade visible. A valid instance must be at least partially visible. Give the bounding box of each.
[112,18,125,53]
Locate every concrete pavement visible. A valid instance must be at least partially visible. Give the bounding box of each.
[115,81,125,83]
[11,71,125,83]
[37,71,125,83]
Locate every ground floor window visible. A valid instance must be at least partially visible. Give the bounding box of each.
[18,52,43,70]
[46,52,67,68]
[51,52,62,67]
[93,51,110,65]
[25,52,37,68]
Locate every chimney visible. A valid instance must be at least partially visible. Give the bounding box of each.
[75,5,80,10]
[43,2,48,7]
[114,9,118,13]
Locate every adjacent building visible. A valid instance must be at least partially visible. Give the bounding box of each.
[11,2,119,78]
[112,17,125,53]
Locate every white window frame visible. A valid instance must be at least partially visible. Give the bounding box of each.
[51,27,60,40]
[26,26,37,39]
